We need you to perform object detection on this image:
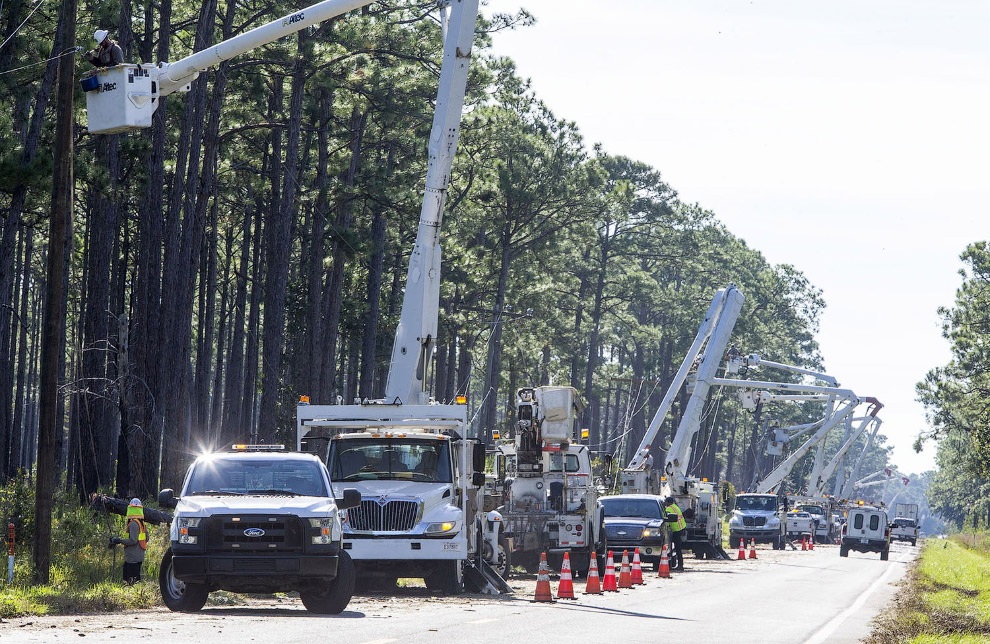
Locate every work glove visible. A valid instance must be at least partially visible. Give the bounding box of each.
[107,537,121,549]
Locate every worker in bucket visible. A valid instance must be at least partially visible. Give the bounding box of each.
[109,498,147,584]
[664,496,687,572]
[85,29,124,68]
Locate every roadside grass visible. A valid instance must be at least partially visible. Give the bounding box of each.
[866,535,990,644]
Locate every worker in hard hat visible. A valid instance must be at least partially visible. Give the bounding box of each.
[109,498,147,584]
[84,29,124,68]
[664,496,687,572]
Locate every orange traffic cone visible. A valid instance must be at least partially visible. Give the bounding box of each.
[749,538,757,559]
[809,535,815,550]
[801,536,807,551]
[657,544,671,579]
[631,548,644,585]
[532,552,555,603]
[584,553,602,594]
[557,552,577,600]
[602,550,618,592]
[618,550,633,588]
[737,538,746,560]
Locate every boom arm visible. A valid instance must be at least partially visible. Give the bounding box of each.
[810,410,882,496]
[384,0,479,404]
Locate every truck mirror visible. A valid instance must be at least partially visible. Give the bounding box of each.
[336,488,362,510]
[158,488,177,509]
[472,472,486,487]
[473,442,486,472]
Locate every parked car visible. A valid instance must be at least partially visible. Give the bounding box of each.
[786,510,815,538]
[840,506,891,560]
[600,494,667,570]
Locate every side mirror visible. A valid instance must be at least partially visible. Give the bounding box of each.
[472,472,486,487]
[335,488,361,510]
[472,442,486,473]
[158,488,177,509]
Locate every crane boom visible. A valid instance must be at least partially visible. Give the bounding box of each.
[810,403,882,496]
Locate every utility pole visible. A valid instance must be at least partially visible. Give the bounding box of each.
[34,0,75,583]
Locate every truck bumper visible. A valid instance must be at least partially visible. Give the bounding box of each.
[172,554,338,587]
[342,534,467,561]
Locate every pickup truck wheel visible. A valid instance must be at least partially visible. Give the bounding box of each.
[839,545,849,557]
[911,539,917,546]
[424,560,463,594]
[300,550,355,614]
[159,549,209,612]
[880,548,889,561]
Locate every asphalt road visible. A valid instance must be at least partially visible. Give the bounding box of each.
[2,540,915,643]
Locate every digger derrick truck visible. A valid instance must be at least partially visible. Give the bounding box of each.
[620,285,746,560]
[490,387,606,576]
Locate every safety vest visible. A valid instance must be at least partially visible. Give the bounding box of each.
[127,518,148,550]
[668,503,687,533]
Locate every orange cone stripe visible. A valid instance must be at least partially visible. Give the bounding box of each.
[532,552,555,603]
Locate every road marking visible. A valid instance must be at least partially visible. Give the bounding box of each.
[358,639,397,644]
[466,618,498,624]
[802,551,911,644]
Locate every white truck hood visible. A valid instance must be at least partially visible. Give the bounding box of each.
[175,495,336,516]
[332,479,454,499]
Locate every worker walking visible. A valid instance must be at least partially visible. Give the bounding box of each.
[664,496,687,572]
[109,498,147,584]
[85,29,124,68]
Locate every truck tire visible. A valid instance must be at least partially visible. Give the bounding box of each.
[159,550,209,613]
[880,548,889,561]
[424,560,463,594]
[494,536,511,579]
[300,550,356,614]
[839,545,849,557]
[911,539,917,546]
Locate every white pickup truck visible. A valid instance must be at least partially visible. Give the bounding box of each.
[890,502,919,545]
[157,445,361,613]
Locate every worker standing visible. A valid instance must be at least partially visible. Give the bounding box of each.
[664,496,687,572]
[109,498,147,584]
[85,29,124,68]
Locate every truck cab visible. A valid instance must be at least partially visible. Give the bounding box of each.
[158,445,360,613]
[840,505,891,560]
[728,493,787,549]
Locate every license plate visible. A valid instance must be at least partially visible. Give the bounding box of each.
[442,542,460,551]
[860,538,869,544]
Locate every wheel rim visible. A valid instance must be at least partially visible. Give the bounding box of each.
[494,544,508,578]
[166,559,186,598]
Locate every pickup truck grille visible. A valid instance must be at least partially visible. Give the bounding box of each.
[204,514,303,553]
[743,516,767,527]
[347,500,419,532]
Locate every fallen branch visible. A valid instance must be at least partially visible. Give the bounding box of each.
[90,494,173,525]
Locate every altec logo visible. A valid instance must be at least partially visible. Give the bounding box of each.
[282,12,304,26]
[101,82,117,92]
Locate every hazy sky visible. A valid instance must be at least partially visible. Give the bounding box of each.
[483,0,990,475]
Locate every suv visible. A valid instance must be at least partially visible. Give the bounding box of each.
[600,495,666,571]
[728,493,786,549]
[840,506,891,560]
[158,446,360,613]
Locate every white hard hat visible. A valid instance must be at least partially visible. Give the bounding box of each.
[94,29,109,45]
[129,497,142,507]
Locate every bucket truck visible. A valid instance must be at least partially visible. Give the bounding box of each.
[488,387,607,576]
[619,284,746,559]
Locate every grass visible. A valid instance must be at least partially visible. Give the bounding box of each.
[866,534,990,644]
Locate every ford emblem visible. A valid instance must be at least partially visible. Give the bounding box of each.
[617,530,627,535]
[243,527,265,537]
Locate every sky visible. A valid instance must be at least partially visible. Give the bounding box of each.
[483,0,990,475]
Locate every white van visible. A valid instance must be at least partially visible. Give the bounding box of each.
[840,506,891,560]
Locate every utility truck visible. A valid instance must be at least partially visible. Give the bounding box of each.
[489,386,606,575]
[891,503,919,545]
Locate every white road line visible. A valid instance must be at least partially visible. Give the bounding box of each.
[358,639,398,644]
[466,618,498,624]
[802,552,911,644]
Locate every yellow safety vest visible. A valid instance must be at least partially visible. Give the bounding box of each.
[668,503,687,532]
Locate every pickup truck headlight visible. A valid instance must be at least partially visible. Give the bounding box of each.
[729,515,742,526]
[425,521,457,534]
[178,517,200,544]
[309,518,334,544]
[642,529,654,538]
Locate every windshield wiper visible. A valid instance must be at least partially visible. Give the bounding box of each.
[190,490,246,496]
[247,489,302,496]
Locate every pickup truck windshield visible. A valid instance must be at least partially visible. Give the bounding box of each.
[736,496,778,512]
[601,498,663,519]
[329,438,453,483]
[185,457,328,496]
